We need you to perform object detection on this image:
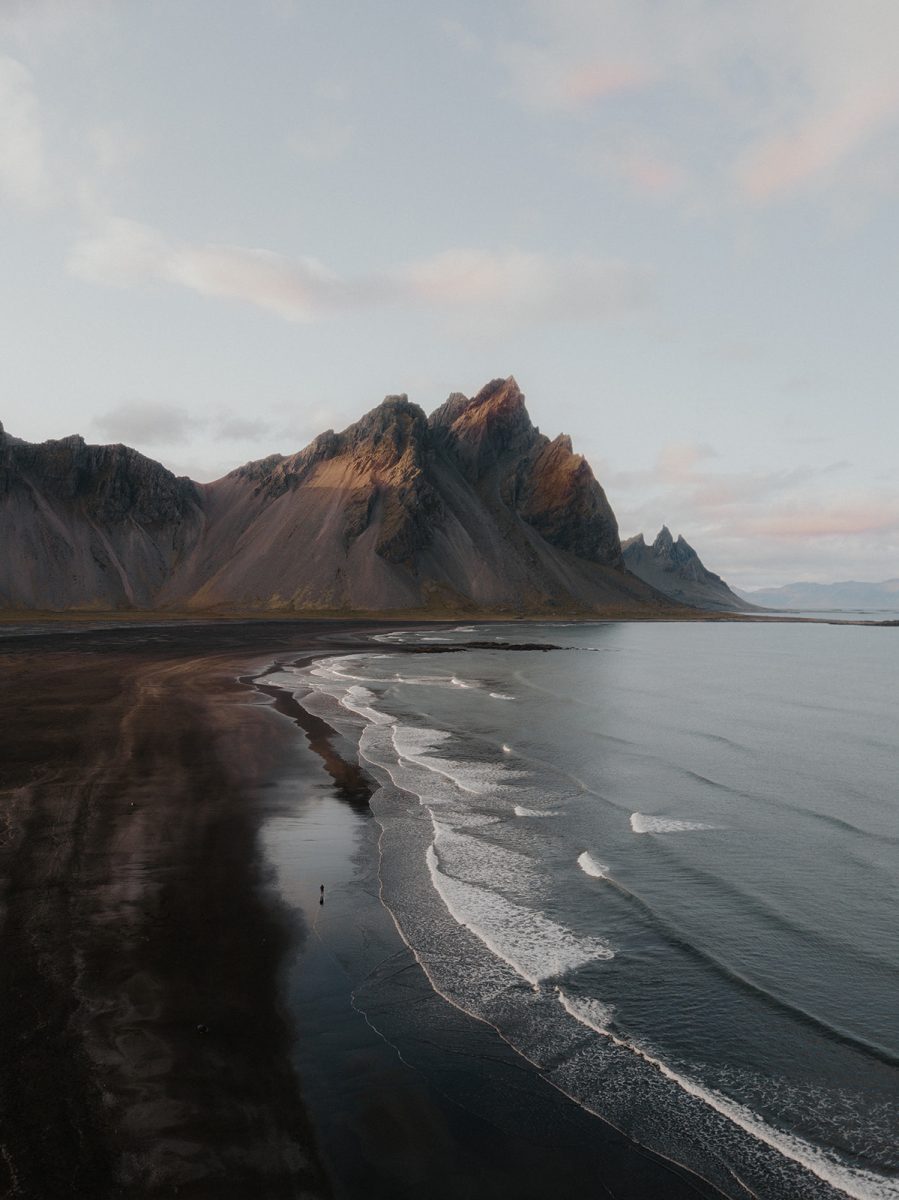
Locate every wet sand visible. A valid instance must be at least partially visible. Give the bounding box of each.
[0,620,722,1199]
[0,621,364,1199]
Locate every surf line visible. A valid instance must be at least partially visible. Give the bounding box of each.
[283,648,899,1200]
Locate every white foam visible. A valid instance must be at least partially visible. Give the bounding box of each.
[514,805,556,818]
[451,676,476,689]
[555,988,615,1032]
[392,673,465,688]
[391,724,453,755]
[339,684,392,726]
[489,692,515,701]
[391,724,499,796]
[360,732,455,807]
[277,650,899,1200]
[502,744,512,754]
[427,843,613,987]
[557,991,899,1200]
[577,852,609,879]
[260,668,306,690]
[310,654,380,685]
[440,813,499,829]
[630,813,716,834]
[433,820,536,893]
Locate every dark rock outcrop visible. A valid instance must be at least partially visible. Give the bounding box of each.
[430,377,622,565]
[1,380,668,614]
[0,425,204,610]
[622,526,750,612]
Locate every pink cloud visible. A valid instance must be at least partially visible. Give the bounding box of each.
[622,154,684,195]
[501,2,899,210]
[563,61,653,104]
[735,84,899,202]
[743,501,899,540]
[602,442,899,586]
[655,442,717,480]
[68,216,652,331]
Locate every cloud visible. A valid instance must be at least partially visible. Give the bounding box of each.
[602,439,899,586]
[740,497,899,540]
[214,415,274,442]
[0,56,50,208]
[496,1,899,208]
[68,217,170,286]
[399,247,650,326]
[502,47,651,110]
[733,82,899,203]
[654,442,717,482]
[68,216,652,330]
[69,218,349,320]
[606,151,686,198]
[166,244,347,321]
[91,398,349,465]
[607,443,830,510]
[93,401,199,446]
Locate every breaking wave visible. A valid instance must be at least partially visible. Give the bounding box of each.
[577,852,609,879]
[630,813,717,834]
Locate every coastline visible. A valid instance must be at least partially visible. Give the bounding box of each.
[0,621,372,1198]
[0,605,894,637]
[0,617,835,1198]
[250,650,726,1199]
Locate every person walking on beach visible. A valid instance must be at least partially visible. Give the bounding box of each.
[320,883,325,905]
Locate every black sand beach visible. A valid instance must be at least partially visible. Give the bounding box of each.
[0,620,723,1198]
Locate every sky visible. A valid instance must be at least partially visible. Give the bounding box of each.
[1,0,897,589]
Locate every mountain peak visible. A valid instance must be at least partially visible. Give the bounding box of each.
[429,376,536,482]
[653,525,674,551]
[624,526,747,611]
[348,394,428,446]
[430,376,528,434]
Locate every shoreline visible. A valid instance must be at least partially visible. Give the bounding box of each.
[271,627,899,1200]
[0,619,724,1198]
[0,618,885,1196]
[246,646,727,1199]
[0,622,375,1198]
[1,606,895,636]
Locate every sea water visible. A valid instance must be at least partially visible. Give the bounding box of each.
[270,621,899,1200]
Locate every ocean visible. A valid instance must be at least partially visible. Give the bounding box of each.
[266,620,899,1200]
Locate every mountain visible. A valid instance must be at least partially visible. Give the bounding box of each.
[737,579,899,612]
[0,380,672,615]
[621,526,752,612]
[0,419,205,610]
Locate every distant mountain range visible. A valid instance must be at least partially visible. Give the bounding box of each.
[622,527,753,612]
[737,579,899,612]
[0,379,675,615]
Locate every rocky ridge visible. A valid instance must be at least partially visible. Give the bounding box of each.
[622,526,750,612]
[1,380,667,614]
[0,422,204,609]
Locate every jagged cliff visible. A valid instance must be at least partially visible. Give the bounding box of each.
[621,526,749,612]
[0,382,668,614]
[0,420,204,610]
